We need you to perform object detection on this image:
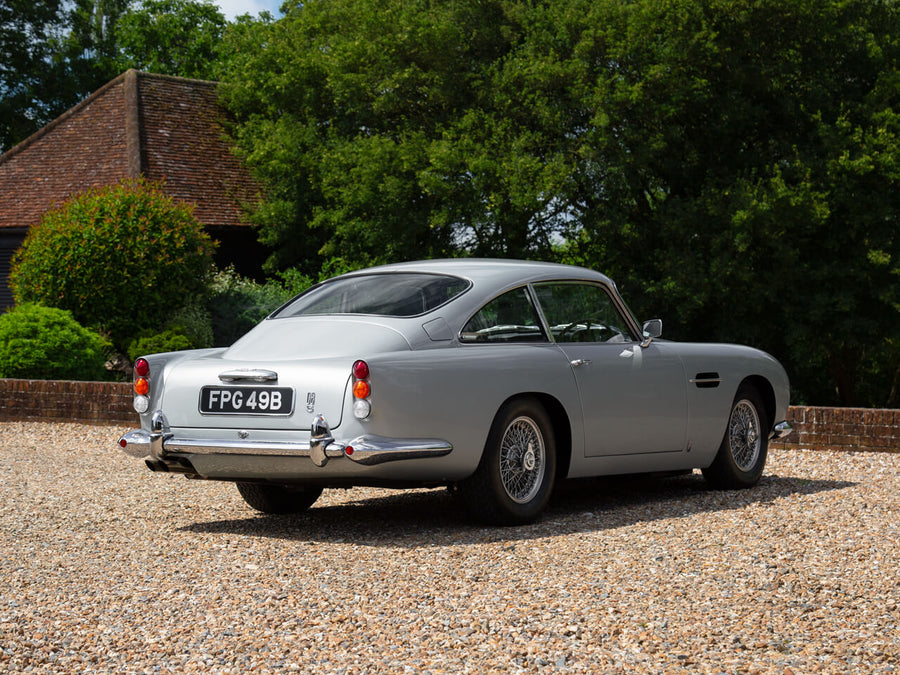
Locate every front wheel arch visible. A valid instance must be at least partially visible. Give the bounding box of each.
[702,383,769,489]
[740,375,776,436]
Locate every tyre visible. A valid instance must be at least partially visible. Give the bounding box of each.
[457,397,556,525]
[702,384,769,489]
[236,482,323,514]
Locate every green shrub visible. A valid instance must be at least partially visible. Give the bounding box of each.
[168,298,214,349]
[207,267,301,346]
[127,328,194,361]
[0,303,111,380]
[9,179,216,350]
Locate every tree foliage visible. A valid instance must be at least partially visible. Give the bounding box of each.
[560,0,900,407]
[115,0,226,78]
[220,0,899,407]
[0,0,66,149]
[218,0,533,271]
[57,0,225,95]
[9,179,216,350]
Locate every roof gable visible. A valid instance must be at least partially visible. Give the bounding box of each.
[0,70,259,231]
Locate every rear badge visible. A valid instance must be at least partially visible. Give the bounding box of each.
[306,392,316,414]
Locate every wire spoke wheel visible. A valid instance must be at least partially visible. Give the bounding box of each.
[499,416,546,504]
[455,397,556,525]
[703,384,769,490]
[729,399,761,471]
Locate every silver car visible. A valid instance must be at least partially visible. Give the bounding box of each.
[118,259,791,524]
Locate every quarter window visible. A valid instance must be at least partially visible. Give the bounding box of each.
[533,283,633,343]
[461,288,547,343]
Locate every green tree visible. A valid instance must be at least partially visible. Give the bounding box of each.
[115,0,226,79]
[58,0,226,93]
[218,0,527,273]
[561,0,900,406]
[219,0,900,406]
[9,179,216,350]
[53,0,133,103]
[0,0,67,150]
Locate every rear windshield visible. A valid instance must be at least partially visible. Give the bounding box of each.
[273,273,471,318]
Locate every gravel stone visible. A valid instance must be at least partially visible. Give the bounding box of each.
[1,421,898,673]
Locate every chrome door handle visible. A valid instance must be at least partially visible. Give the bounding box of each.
[570,359,592,368]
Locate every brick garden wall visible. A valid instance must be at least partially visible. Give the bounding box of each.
[773,405,900,454]
[0,379,898,452]
[0,379,136,426]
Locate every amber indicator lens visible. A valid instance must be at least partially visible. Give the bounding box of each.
[353,380,371,399]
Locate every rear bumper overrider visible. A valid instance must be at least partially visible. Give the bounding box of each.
[118,411,452,468]
[771,421,793,439]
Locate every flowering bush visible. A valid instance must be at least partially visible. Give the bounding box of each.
[9,179,216,350]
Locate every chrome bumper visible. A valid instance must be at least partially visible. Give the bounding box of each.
[770,421,793,440]
[118,411,452,468]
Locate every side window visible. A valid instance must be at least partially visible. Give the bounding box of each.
[461,288,547,343]
[533,283,633,344]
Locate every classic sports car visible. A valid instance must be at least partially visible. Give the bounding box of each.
[118,259,791,524]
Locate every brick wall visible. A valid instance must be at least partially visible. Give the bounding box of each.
[0,379,898,452]
[0,379,136,425]
[773,405,900,453]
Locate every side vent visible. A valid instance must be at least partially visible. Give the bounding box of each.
[691,372,721,389]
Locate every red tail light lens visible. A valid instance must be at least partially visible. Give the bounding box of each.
[351,360,371,419]
[134,358,150,377]
[352,360,369,380]
[133,358,151,411]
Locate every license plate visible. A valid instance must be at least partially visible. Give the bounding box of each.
[199,386,295,415]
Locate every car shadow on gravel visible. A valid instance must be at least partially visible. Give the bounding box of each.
[181,472,855,548]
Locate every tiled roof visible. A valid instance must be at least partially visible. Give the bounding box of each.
[0,70,259,230]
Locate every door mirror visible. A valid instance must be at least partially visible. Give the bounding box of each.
[642,319,663,339]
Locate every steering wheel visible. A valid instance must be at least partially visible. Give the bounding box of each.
[559,318,601,340]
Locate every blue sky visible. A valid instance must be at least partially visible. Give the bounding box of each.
[213,0,283,21]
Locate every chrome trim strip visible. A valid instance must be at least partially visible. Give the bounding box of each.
[160,436,453,465]
[218,369,279,383]
[344,436,453,466]
[689,377,723,384]
[118,411,453,467]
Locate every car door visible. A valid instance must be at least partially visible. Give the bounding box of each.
[532,282,688,456]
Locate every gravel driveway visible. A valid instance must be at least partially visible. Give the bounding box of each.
[0,421,898,673]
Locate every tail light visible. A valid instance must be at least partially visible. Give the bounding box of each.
[352,359,371,419]
[133,357,151,414]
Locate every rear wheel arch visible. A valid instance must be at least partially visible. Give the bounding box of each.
[531,393,572,481]
[456,393,563,524]
[494,392,571,481]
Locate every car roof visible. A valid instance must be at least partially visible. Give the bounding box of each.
[341,258,615,288]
